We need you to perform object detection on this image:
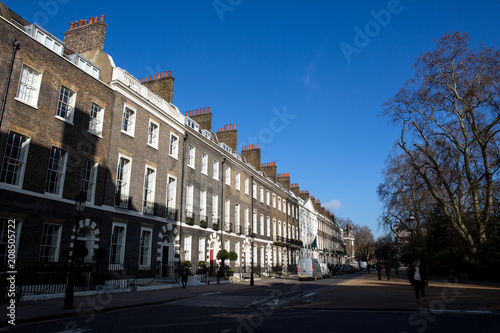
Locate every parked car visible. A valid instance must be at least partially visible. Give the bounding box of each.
[297,258,323,281]
[332,266,344,275]
[360,261,368,270]
[320,263,330,278]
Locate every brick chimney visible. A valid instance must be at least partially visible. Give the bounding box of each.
[290,183,300,196]
[64,15,107,53]
[217,124,237,152]
[299,190,309,201]
[241,144,261,171]
[277,173,290,191]
[261,162,277,182]
[185,107,213,131]
[141,71,175,104]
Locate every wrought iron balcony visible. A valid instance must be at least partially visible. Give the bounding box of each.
[143,201,155,215]
[114,193,129,209]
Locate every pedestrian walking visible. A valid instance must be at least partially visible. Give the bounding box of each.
[409,259,428,303]
[385,260,391,280]
[181,264,189,288]
[376,261,382,280]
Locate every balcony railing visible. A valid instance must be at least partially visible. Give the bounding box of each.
[165,207,178,220]
[224,222,233,233]
[114,193,129,209]
[199,215,208,228]
[186,212,194,225]
[234,225,242,235]
[143,201,155,215]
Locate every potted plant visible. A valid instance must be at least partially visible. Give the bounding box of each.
[186,216,194,225]
[200,220,207,228]
[212,223,219,231]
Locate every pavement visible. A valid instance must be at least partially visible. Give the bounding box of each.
[3,270,500,327]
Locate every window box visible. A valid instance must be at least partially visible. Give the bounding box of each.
[212,223,219,231]
[200,220,207,228]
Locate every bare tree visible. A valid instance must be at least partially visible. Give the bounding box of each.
[382,32,500,259]
[353,225,375,261]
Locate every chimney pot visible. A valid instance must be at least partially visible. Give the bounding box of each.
[94,16,98,22]
[149,76,152,81]
[84,19,88,25]
[141,78,144,83]
[89,17,94,24]
[208,106,211,113]
[169,70,172,77]
[100,14,105,22]
[157,72,161,79]
[79,19,84,26]
[203,107,206,113]
[70,22,74,29]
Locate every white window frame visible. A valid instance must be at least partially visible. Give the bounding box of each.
[234,204,240,232]
[166,174,177,211]
[253,182,257,199]
[225,166,231,186]
[260,186,264,203]
[81,158,98,204]
[235,242,240,266]
[188,145,195,169]
[266,190,270,206]
[109,222,127,270]
[39,223,62,262]
[139,227,153,268]
[278,196,281,211]
[235,171,240,190]
[212,194,218,224]
[253,210,257,233]
[201,153,208,175]
[16,64,42,108]
[272,194,276,208]
[199,238,206,262]
[143,165,156,214]
[0,131,30,187]
[186,184,194,214]
[267,216,271,237]
[224,199,230,228]
[184,235,192,262]
[169,132,179,159]
[260,214,264,235]
[115,154,132,208]
[147,119,159,149]
[56,85,76,124]
[121,104,136,137]
[244,177,249,195]
[213,160,219,180]
[200,189,207,218]
[245,207,249,234]
[44,146,68,196]
[88,102,104,137]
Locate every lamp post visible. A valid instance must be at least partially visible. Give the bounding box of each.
[405,212,417,261]
[63,191,87,309]
[250,233,255,286]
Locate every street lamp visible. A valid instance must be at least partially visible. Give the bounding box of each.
[405,212,417,261]
[63,191,87,309]
[250,233,255,286]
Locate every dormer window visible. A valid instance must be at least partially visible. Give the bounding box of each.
[25,24,64,56]
[68,54,101,79]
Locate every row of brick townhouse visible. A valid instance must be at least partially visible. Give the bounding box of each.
[0,2,347,294]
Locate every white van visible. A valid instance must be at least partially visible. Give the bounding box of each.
[319,263,330,278]
[297,258,323,281]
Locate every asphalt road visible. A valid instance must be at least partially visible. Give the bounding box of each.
[5,274,500,333]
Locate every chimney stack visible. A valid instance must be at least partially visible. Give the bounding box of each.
[141,70,175,103]
[290,183,300,196]
[261,162,277,182]
[64,15,107,53]
[185,107,213,132]
[216,124,238,152]
[277,173,291,191]
[299,190,309,201]
[241,144,261,171]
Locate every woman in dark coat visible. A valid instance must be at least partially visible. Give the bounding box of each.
[408,259,428,303]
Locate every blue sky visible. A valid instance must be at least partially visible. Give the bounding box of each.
[5,0,500,238]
